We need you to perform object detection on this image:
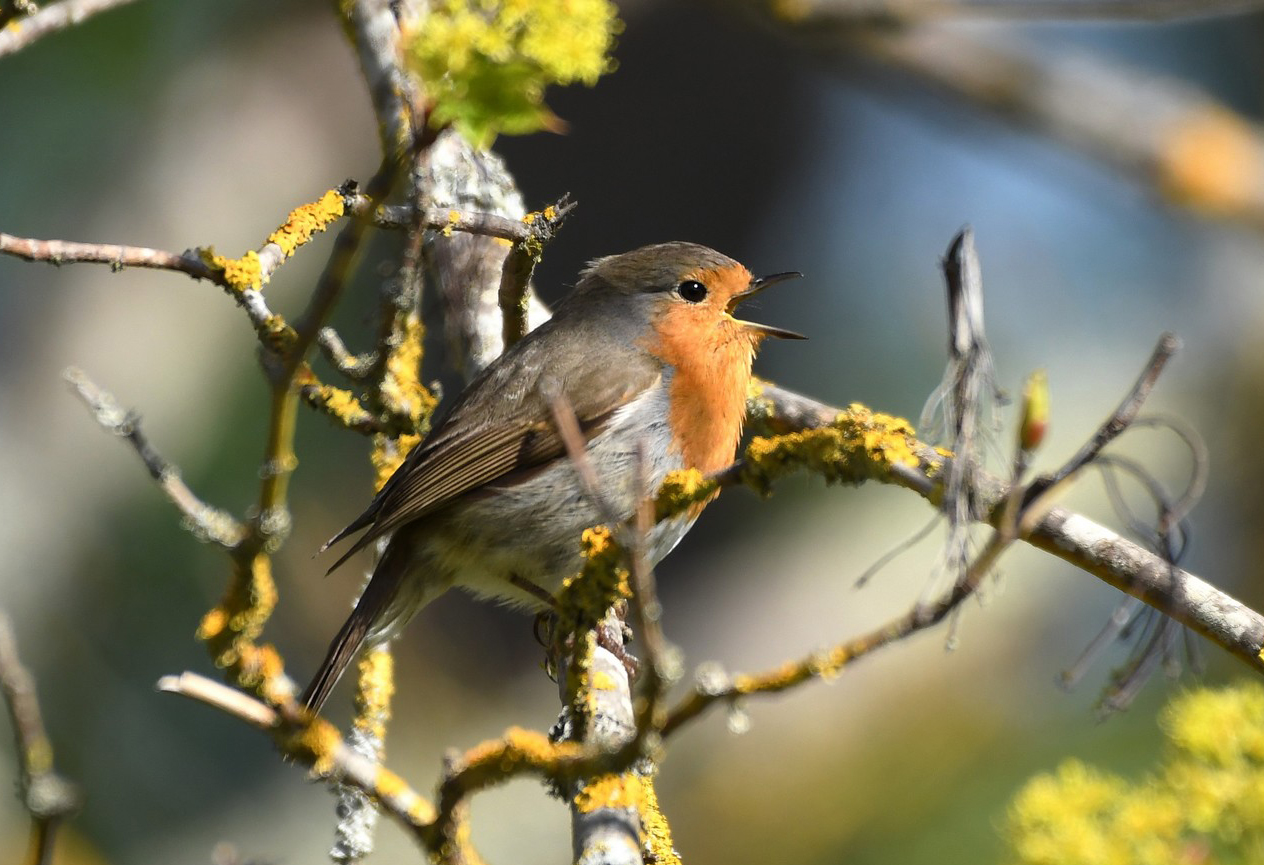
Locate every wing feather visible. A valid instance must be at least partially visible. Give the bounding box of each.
[323,338,661,574]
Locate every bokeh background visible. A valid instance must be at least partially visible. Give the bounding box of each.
[2,1,1263,863]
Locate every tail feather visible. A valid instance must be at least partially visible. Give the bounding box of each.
[301,612,373,713]
[302,531,424,713]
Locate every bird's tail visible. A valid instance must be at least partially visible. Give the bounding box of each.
[301,536,420,713]
[301,609,374,713]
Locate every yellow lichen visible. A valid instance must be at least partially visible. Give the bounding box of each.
[740,405,921,496]
[197,553,281,696]
[372,432,422,493]
[555,526,631,724]
[458,727,580,777]
[307,384,375,430]
[353,647,395,743]
[573,773,645,813]
[375,765,409,798]
[638,775,682,865]
[197,607,229,640]
[653,468,719,522]
[203,247,265,292]
[287,716,343,777]
[379,313,437,429]
[265,189,344,258]
[590,669,618,692]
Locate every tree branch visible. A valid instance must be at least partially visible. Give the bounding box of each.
[157,673,437,834]
[0,0,139,58]
[63,367,247,548]
[0,613,81,865]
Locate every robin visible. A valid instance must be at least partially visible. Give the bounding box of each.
[302,241,803,711]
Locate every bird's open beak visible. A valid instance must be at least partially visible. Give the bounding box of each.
[729,271,807,340]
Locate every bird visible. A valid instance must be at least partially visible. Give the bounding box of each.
[301,241,803,711]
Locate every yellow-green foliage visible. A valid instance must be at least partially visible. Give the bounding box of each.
[405,0,620,148]
[1005,682,1264,865]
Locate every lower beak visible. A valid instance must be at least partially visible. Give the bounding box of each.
[729,271,807,340]
[737,321,808,340]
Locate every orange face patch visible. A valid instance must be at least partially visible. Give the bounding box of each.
[642,264,759,474]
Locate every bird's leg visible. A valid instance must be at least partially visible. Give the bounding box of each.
[509,573,558,609]
[599,600,641,682]
[534,610,563,682]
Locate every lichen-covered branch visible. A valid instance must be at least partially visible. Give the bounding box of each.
[0,0,139,58]
[1,186,348,339]
[157,673,437,836]
[498,196,575,348]
[333,648,395,864]
[714,395,1264,679]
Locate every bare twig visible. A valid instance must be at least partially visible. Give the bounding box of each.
[1038,332,1182,491]
[0,0,140,58]
[337,0,420,161]
[157,672,436,833]
[63,367,247,547]
[0,613,81,865]
[0,231,276,332]
[0,232,219,278]
[0,182,352,336]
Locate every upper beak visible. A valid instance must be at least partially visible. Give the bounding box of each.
[729,271,807,340]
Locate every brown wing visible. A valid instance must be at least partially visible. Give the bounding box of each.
[322,324,661,574]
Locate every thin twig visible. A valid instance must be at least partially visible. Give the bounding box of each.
[1039,332,1182,489]
[337,0,420,161]
[545,393,672,862]
[156,672,437,832]
[628,442,676,735]
[285,159,407,382]
[342,196,546,241]
[498,195,576,348]
[317,327,378,380]
[0,0,140,58]
[63,367,247,547]
[0,613,81,865]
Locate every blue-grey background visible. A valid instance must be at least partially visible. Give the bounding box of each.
[1,2,1261,863]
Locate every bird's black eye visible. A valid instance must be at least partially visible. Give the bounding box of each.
[676,279,708,303]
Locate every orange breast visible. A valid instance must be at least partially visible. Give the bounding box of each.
[643,273,757,474]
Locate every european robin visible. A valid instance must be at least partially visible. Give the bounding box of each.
[302,241,802,711]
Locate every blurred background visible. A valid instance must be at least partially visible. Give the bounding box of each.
[2,1,1264,863]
